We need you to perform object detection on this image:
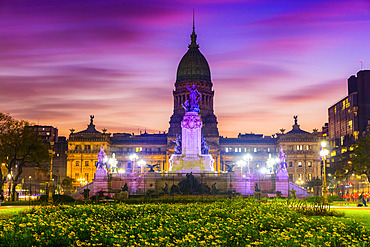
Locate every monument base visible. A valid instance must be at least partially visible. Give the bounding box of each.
[94,169,107,180]
[169,154,215,173]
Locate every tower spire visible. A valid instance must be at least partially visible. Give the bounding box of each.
[189,9,199,48]
[193,8,195,33]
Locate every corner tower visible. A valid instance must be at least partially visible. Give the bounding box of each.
[168,23,219,140]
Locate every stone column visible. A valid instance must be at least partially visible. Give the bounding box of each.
[181,112,202,157]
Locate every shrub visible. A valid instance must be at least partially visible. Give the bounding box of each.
[39,194,75,203]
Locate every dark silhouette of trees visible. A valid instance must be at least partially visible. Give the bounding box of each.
[352,135,370,181]
[0,113,49,200]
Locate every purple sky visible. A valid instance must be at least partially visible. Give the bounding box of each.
[1,0,370,137]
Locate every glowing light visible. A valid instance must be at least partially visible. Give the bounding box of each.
[118,168,125,174]
[129,153,139,161]
[260,167,268,174]
[138,160,146,167]
[320,149,329,157]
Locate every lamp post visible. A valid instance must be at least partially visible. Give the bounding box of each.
[320,141,329,205]
[296,177,304,186]
[236,160,246,174]
[48,142,55,204]
[138,160,146,174]
[29,176,32,199]
[130,154,139,173]
[243,154,253,173]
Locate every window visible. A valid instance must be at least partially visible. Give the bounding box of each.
[136,147,142,152]
[254,148,257,152]
[289,174,293,181]
[46,132,50,136]
[85,173,89,181]
[75,145,81,150]
[298,161,302,167]
[225,148,229,153]
[289,161,293,167]
[307,161,312,167]
[85,145,91,150]
[85,161,89,166]
[76,161,80,166]
[308,173,312,180]
[75,173,79,178]
[267,148,270,152]
[349,120,353,129]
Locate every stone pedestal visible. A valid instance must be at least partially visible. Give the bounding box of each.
[169,154,214,173]
[94,168,107,181]
[181,112,202,157]
[232,173,256,195]
[169,111,215,173]
[275,167,289,197]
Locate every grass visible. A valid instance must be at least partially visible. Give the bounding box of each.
[0,207,29,220]
[334,209,370,229]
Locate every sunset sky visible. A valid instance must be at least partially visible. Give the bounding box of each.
[1,0,370,137]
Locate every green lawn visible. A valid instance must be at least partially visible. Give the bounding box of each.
[0,207,30,220]
[334,209,370,229]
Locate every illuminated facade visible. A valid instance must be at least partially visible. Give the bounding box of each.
[66,28,324,194]
[66,116,110,188]
[328,71,370,166]
[277,119,322,194]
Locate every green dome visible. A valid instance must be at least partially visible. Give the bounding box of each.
[176,29,211,82]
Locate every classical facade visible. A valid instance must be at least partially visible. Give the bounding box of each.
[66,27,324,193]
[66,116,111,188]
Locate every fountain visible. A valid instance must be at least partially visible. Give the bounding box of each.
[73,85,310,199]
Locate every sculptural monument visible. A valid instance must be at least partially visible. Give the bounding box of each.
[169,84,215,173]
[275,147,290,197]
[94,146,108,180]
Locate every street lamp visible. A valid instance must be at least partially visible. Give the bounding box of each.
[138,160,146,174]
[320,141,329,205]
[296,177,304,186]
[243,154,253,173]
[236,160,246,174]
[48,142,55,205]
[129,154,139,173]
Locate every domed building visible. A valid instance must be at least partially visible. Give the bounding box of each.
[168,24,219,141]
[65,25,323,195]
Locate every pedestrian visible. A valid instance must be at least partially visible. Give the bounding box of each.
[0,194,4,206]
[360,192,367,206]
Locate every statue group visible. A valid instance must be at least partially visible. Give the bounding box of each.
[182,84,202,113]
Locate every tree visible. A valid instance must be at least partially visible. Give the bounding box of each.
[0,113,49,200]
[62,176,75,195]
[352,135,370,181]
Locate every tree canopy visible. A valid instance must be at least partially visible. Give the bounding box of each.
[0,113,49,200]
[352,135,370,181]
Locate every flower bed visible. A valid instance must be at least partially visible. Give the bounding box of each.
[0,200,368,246]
